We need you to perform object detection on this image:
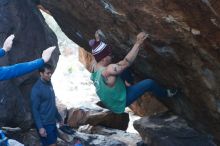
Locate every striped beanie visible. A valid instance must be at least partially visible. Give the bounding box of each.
[89,40,112,62]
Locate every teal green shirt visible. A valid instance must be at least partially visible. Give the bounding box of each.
[91,68,126,113]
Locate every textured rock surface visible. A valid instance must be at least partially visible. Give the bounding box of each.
[79,125,142,146]
[23,128,127,146]
[129,93,168,116]
[134,112,216,146]
[1,0,220,144]
[0,0,59,129]
[67,107,129,130]
[41,0,220,143]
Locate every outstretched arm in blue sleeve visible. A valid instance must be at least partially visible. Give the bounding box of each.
[0,58,44,81]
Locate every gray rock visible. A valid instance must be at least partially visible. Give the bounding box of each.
[134,112,217,146]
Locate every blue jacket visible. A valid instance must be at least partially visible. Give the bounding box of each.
[0,48,44,81]
[31,78,62,129]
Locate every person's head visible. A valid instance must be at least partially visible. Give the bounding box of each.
[89,40,113,66]
[39,64,54,81]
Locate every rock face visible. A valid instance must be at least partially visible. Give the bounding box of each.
[0,0,59,129]
[67,107,129,131]
[23,128,128,146]
[41,0,220,144]
[79,125,142,146]
[134,112,216,146]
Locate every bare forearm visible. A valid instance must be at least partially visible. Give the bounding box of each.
[105,32,147,76]
[108,43,141,75]
[124,43,141,66]
[124,32,148,65]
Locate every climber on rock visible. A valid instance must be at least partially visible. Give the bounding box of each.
[89,30,134,87]
[89,30,179,114]
[0,34,56,81]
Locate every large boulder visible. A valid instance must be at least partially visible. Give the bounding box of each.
[41,0,220,144]
[134,112,217,146]
[0,0,59,130]
[67,107,129,131]
[23,128,127,146]
[79,125,142,146]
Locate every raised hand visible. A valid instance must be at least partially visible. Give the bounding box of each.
[42,46,56,63]
[2,34,15,52]
[136,32,148,45]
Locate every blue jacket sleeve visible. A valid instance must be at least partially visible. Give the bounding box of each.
[31,87,43,129]
[0,48,6,57]
[0,58,44,81]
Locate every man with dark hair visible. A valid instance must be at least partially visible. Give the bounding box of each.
[31,64,63,146]
[90,31,178,114]
[0,34,56,81]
